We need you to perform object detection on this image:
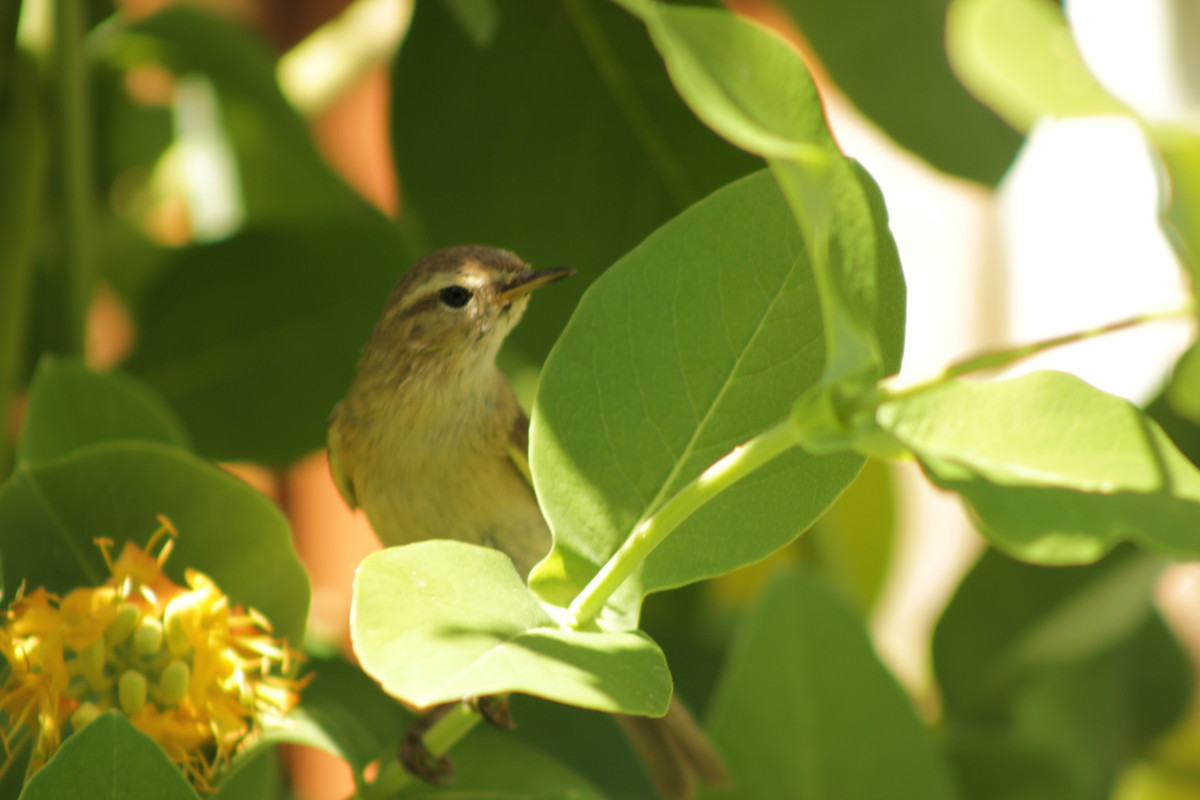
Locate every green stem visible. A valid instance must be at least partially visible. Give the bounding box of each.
[52,0,94,356]
[567,418,798,627]
[0,52,47,476]
[364,703,481,797]
[876,304,1195,405]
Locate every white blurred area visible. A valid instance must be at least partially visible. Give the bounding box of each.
[815,0,1197,693]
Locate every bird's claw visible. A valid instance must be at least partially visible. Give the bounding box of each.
[399,709,455,785]
[469,695,515,730]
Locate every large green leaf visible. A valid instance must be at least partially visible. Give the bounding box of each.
[18,357,187,464]
[701,570,957,800]
[391,0,760,363]
[934,547,1191,800]
[877,371,1200,563]
[639,4,903,446]
[945,0,1126,133]
[529,168,904,621]
[0,441,308,645]
[19,712,198,800]
[934,546,1165,720]
[124,218,408,464]
[352,542,671,714]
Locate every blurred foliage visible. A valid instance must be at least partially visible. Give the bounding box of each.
[1,0,1199,798]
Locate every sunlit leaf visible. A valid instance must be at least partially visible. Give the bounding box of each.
[0,442,308,645]
[701,571,957,800]
[946,0,1126,132]
[352,542,671,714]
[878,372,1200,562]
[530,169,904,622]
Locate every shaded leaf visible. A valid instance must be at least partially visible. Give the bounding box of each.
[878,372,1200,563]
[124,218,408,465]
[18,357,187,464]
[404,727,610,800]
[934,546,1165,720]
[776,0,1023,185]
[701,570,957,800]
[391,0,760,363]
[352,542,671,714]
[934,547,1191,800]
[19,712,198,800]
[0,442,308,645]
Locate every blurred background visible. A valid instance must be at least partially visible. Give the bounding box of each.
[6,0,1200,796]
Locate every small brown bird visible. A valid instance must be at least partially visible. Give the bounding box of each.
[328,245,728,799]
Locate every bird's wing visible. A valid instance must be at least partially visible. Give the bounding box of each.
[506,406,533,488]
[327,402,359,509]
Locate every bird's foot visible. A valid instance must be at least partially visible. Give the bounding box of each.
[468,694,515,730]
[399,707,455,785]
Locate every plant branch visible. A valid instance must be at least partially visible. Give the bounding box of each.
[362,702,481,798]
[52,0,94,356]
[0,52,46,476]
[876,304,1195,405]
[567,418,797,627]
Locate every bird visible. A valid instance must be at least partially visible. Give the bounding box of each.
[328,244,729,799]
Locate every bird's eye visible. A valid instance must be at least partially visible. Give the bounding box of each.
[438,285,472,308]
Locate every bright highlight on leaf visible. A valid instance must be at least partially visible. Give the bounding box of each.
[0,518,304,789]
[877,371,1200,562]
[351,542,671,716]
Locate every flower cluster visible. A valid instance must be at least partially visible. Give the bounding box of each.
[0,517,303,789]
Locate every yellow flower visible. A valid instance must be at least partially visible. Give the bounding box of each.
[0,516,304,790]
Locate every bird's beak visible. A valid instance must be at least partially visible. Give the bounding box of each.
[493,267,575,303]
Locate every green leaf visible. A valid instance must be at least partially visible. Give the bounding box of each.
[934,547,1191,800]
[351,542,671,714]
[18,357,187,464]
[529,168,904,621]
[257,655,411,777]
[701,570,957,800]
[124,218,408,464]
[211,749,286,800]
[1156,125,1200,423]
[877,371,1200,563]
[391,0,760,363]
[0,441,308,645]
[640,3,833,158]
[18,712,198,800]
[637,4,904,438]
[403,727,610,800]
[933,546,1165,720]
[773,0,1023,185]
[946,0,1126,132]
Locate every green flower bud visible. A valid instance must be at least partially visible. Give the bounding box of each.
[157,660,191,707]
[133,617,164,655]
[77,639,107,690]
[105,603,140,646]
[118,669,148,715]
[70,701,101,731]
